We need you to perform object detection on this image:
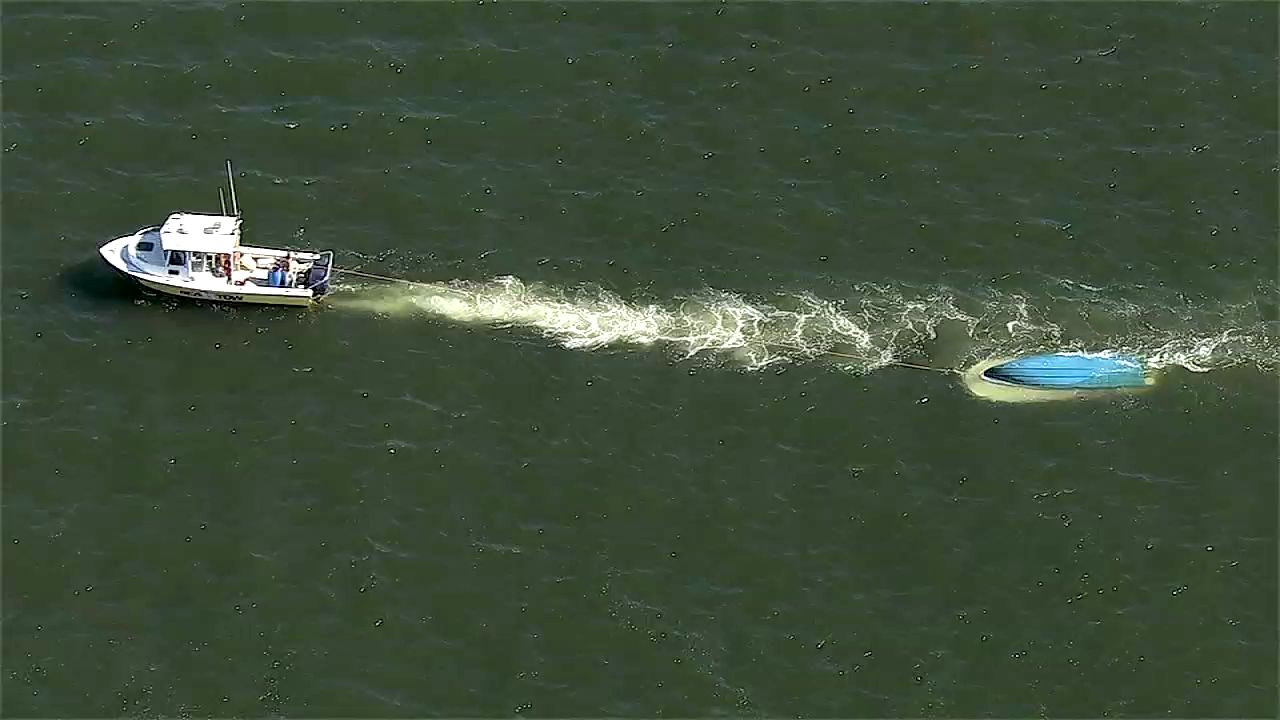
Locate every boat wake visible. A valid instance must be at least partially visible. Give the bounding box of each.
[329,274,1278,377]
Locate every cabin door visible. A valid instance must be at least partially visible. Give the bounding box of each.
[166,250,189,280]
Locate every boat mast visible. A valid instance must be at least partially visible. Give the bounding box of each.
[225,159,239,217]
[225,160,239,285]
[219,187,227,215]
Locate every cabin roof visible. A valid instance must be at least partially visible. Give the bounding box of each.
[159,212,241,253]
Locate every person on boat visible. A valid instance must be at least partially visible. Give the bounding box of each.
[230,252,249,285]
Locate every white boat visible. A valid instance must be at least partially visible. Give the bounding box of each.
[99,161,333,307]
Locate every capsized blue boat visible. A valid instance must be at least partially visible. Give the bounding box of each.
[980,352,1148,389]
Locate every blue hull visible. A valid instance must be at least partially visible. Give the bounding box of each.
[981,353,1148,389]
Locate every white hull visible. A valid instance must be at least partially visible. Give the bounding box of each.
[99,230,331,308]
[130,274,315,306]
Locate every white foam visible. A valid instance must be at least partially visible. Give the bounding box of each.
[329,275,1278,375]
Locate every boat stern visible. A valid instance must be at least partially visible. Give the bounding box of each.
[303,251,334,297]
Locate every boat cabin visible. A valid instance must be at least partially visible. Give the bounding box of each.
[154,211,241,279]
[135,211,309,289]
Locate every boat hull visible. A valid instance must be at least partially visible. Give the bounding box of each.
[962,354,1157,403]
[980,352,1149,389]
[131,275,315,306]
[98,232,328,308]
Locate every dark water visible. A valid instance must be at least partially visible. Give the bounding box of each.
[3,2,1277,716]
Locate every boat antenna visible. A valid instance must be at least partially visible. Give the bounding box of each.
[225,159,239,217]
[218,187,227,215]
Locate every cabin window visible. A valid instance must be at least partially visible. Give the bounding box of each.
[191,254,206,273]
[167,251,185,266]
[136,240,155,253]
